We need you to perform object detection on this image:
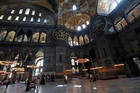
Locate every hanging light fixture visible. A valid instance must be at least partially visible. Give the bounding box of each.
[27,65,38,69]
[12,67,25,72]
[0,61,19,66]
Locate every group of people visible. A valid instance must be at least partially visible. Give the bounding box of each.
[25,73,55,91]
[45,73,55,82]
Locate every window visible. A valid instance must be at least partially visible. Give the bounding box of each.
[70,41,73,46]
[77,26,81,31]
[37,18,40,22]
[116,0,122,3]
[35,59,44,76]
[36,60,43,67]
[86,21,89,25]
[11,10,15,14]
[73,36,79,46]
[110,1,117,12]
[72,67,76,74]
[97,0,123,15]
[15,16,19,21]
[71,59,75,66]
[39,13,42,16]
[32,10,35,15]
[19,9,23,14]
[7,16,12,20]
[82,24,86,29]
[0,15,4,20]
[68,37,73,46]
[30,17,34,22]
[44,19,47,23]
[23,17,26,21]
[25,8,30,15]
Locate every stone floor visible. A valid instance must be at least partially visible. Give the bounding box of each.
[0,77,140,93]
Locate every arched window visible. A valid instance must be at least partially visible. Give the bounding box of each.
[23,17,26,21]
[7,16,12,20]
[6,31,16,42]
[40,32,46,43]
[68,37,73,46]
[30,17,34,22]
[79,35,84,45]
[32,32,39,42]
[11,10,15,14]
[39,13,42,16]
[35,59,44,76]
[37,18,41,22]
[0,15,4,20]
[32,10,35,15]
[0,30,7,41]
[73,36,79,46]
[84,35,89,44]
[19,9,23,14]
[44,19,47,23]
[25,8,30,15]
[71,59,75,66]
[15,16,19,21]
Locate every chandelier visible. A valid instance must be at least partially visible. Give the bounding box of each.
[27,65,38,69]
[12,67,25,72]
[0,61,19,66]
[75,58,89,64]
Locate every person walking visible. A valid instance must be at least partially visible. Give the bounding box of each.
[5,79,10,89]
[90,74,93,82]
[64,75,68,84]
[36,78,40,90]
[25,79,30,91]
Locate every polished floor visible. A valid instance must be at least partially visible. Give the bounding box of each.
[0,77,140,93]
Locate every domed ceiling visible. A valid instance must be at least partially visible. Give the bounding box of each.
[0,0,124,47]
[0,0,123,31]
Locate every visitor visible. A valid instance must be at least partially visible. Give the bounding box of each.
[90,74,93,82]
[36,77,40,90]
[51,73,55,82]
[0,80,2,86]
[64,74,68,84]
[5,79,10,89]
[25,79,30,91]
[40,74,45,85]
